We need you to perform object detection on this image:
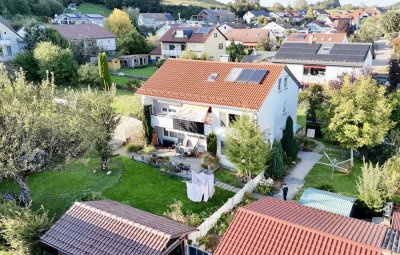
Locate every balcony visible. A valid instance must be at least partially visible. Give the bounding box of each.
[162,49,183,57]
[302,75,326,85]
[151,115,174,130]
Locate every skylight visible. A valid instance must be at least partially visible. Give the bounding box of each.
[208,73,218,82]
[225,68,268,84]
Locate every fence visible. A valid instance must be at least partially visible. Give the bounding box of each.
[188,170,265,243]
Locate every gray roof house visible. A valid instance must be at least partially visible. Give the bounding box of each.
[243,10,271,24]
[0,16,25,61]
[271,42,373,85]
[52,13,105,27]
[192,9,235,24]
[138,13,175,29]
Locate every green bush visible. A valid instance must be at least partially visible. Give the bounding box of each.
[127,79,141,91]
[256,183,273,195]
[154,59,166,68]
[78,63,99,87]
[126,143,143,153]
[142,145,156,155]
[314,183,336,193]
[281,116,299,160]
[267,141,284,179]
[203,153,220,170]
[206,133,217,156]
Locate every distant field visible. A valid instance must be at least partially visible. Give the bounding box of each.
[163,0,225,7]
[78,3,112,16]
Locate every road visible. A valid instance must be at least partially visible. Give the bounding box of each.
[372,37,393,73]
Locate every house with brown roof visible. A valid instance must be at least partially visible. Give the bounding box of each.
[287,33,348,43]
[214,197,398,255]
[49,24,116,52]
[41,200,195,255]
[225,28,276,49]
[159,26,227,61]
[218,22,248,34]
[136,59,300,167]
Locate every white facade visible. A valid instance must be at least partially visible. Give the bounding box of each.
[95,38,116,51]
[141,69,299,167]
[138,14,174,30]
[263,22,294,38]
[52,14,105,27]
[0,20,24,61]
[306,22,331,33]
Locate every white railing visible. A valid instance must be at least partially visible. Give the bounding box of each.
[188,170,265,243]
[162,49,183,56]
[151,115,174,129]
[302,75,326,84]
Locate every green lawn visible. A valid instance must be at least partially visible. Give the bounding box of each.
[112,93,143,118]
[120,66,158,78]
[111,75,131,86]
[214,168,244,188]
[77,3,112,16]
[297,107,306,128]
[0,157,234,219]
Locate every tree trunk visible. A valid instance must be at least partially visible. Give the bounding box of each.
[101,157,108,171]
[14,174,32,207]
[350,148,354,167]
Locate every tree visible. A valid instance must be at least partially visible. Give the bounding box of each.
[98,52,112,89]
[78,63,100,87]
[117,30,150,55]
[281,116,298,160]
[388,57,400,93]
[206,133,217,156]
[33,42,78,86]
[305,7,315,19]
[225,115,271,180]
[142,105,153,145]
[257,15,267,25]
[104,9,135,38]
[256,36,274,51]
[382,11,400,34]
[319,75,393,166]
[228,0,260,17]
[306,85,325,122]
[385,153,400,197]
[267,141,284,179]
[270,2,285,12]
[349,16,382,43]
[292,0,309,10]
[24,24,69,51]
[226,41,245,62]
[147,34,160,50]
[13,51,39,82]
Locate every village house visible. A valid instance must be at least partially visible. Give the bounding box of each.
[225,28,276,49]
[48,24,116,53]
[263,21,296,38]
[285,10,304,22]
[269,11,290,22]
[214,197,400,255]
[191,9,235,24]
[286,33,348,43]
[242,10,271,24]
[136,59,299,167]
[138,13,175,30]
[271,41,373,86]
[159,26,226,61]
[306,20,335,33]
[52,13,105,27]
[218,22,248,34]
[150,46,162,63]
[313,8,330,19]
[41,200,195,255]
[0,16,25,61]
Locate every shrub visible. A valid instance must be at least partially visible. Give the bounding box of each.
[203,153,220,170]
[315,183,336,193]
[126,143,143,153]
[78,63,99,87]
[256,183,273,195]
[154,59,166,68]
[141,145,156,155]
[72,189,103,203]
[267,141,284,179]
[163,200,187,224]
[127,79,141,91]
[206,133,217,156]
[281,116,299,160]
[142,105,153,145]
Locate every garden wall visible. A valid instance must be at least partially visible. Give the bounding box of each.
[188,170,265,243]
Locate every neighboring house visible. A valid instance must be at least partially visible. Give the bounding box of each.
[306,20,332,33]
[0,16,25,61]
[150,46,162,63]
[218,22,248,34]
[136,59,300,167]
[322,16,335,26]
[119,54,149,68]
[214,197,398,255]
[285,10,304,22]
[225,28,276,49]
[263,21,295,38]
[49,24,116,52]
[156,23,201,38]
[52,13,105,27]
[269,12,289,22]
[298,188,356,217]
[159,26,227,61]
[286,33,348,43]
[138,13,175,30]
[313,8,330,18]
[191,9,235,24]
[41,200,195,255]
[243,10,271,24]
[241,50,276,63]
[271,42,373,86]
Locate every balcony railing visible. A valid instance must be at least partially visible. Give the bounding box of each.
[302,75,326,85]
[162,49,183,56]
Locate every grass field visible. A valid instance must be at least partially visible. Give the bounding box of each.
[111,75,131,86]
[120,66,158,78]
[0,157,234,219]
[214,168,244,188]
[77,3,112,16]
[297,107,306,128]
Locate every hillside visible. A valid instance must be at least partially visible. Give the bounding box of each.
[163,0,225,8]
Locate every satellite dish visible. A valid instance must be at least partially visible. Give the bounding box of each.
[317,151,351,181]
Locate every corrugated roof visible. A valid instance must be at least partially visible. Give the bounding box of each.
[202,9,234,16]
[41,200,195,255]
[136,59,287,110]
[214,197,387,255]
[48,24,116,40]
[381,229,400,254]
[299,188,356,216]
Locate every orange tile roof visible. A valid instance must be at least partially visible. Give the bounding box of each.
[225,28,271,44]
[287,33,347,43]
[136,59,287,110]
[392,211,400,231]
[214,197,387,255]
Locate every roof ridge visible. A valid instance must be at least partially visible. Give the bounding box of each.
[75,202,172,239]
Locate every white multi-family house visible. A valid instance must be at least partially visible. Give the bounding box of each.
[138,13,175,30]
[271,42,373,86]
[52,13,105,27]
[0,16,25,61]
[137,59,300,167]
[243,10,271,24]
[263,21,296,38]
[49,24,116,52]
[159,26,227,61]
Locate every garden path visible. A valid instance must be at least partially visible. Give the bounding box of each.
[275,151,322,201]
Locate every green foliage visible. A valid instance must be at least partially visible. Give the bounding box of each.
[382,11,400,34]
[388,58,400,93]
[349,16,383,43]
[72,189,104,203]
[281,116,299,160]
[314,183,336,192]
[292,0,308,10]
[225,115,271,179]
[24,24,69,51]
[305,85,325,121]
[206,132,217,156]
[270,2,285,12]
[203,153,220,170]
[142,105,153,145]
[0,0,62,17]
[118,30,150,55]
[126,143,143,153]
[0,201,52,255]
[226,41,245,62]
[13,51,39,82]
[267,141,284,179]
[306,7,315,19]
[98,52,112,89]
[142,145,156,155]
[127,79,142,91]
[256,36,274,51]
[78,63,99,87]
[181,50,208,60]
[155,59,166,68]
[228,0,261,17]
[256,183,273,195]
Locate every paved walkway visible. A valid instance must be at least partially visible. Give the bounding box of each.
[275,151,322,201]
[215,181,241,193]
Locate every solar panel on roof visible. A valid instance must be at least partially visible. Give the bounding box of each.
[195,27,212,34]
[248,70,268,83]
[225,68,268,84]
[236,69,254,83]
[225,68,242,82]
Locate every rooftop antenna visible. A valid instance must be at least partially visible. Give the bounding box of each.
[317,151,350,181]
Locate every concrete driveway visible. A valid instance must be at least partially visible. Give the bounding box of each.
[373,38,393,73]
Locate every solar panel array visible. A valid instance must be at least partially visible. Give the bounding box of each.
[274,43,370,63]
[225,68,268,84]
[195,27,212,34]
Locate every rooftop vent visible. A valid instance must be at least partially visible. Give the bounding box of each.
[225,68,268,84]
[208,73,218,82]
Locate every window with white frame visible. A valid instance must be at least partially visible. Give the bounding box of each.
[220,112,238,127]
